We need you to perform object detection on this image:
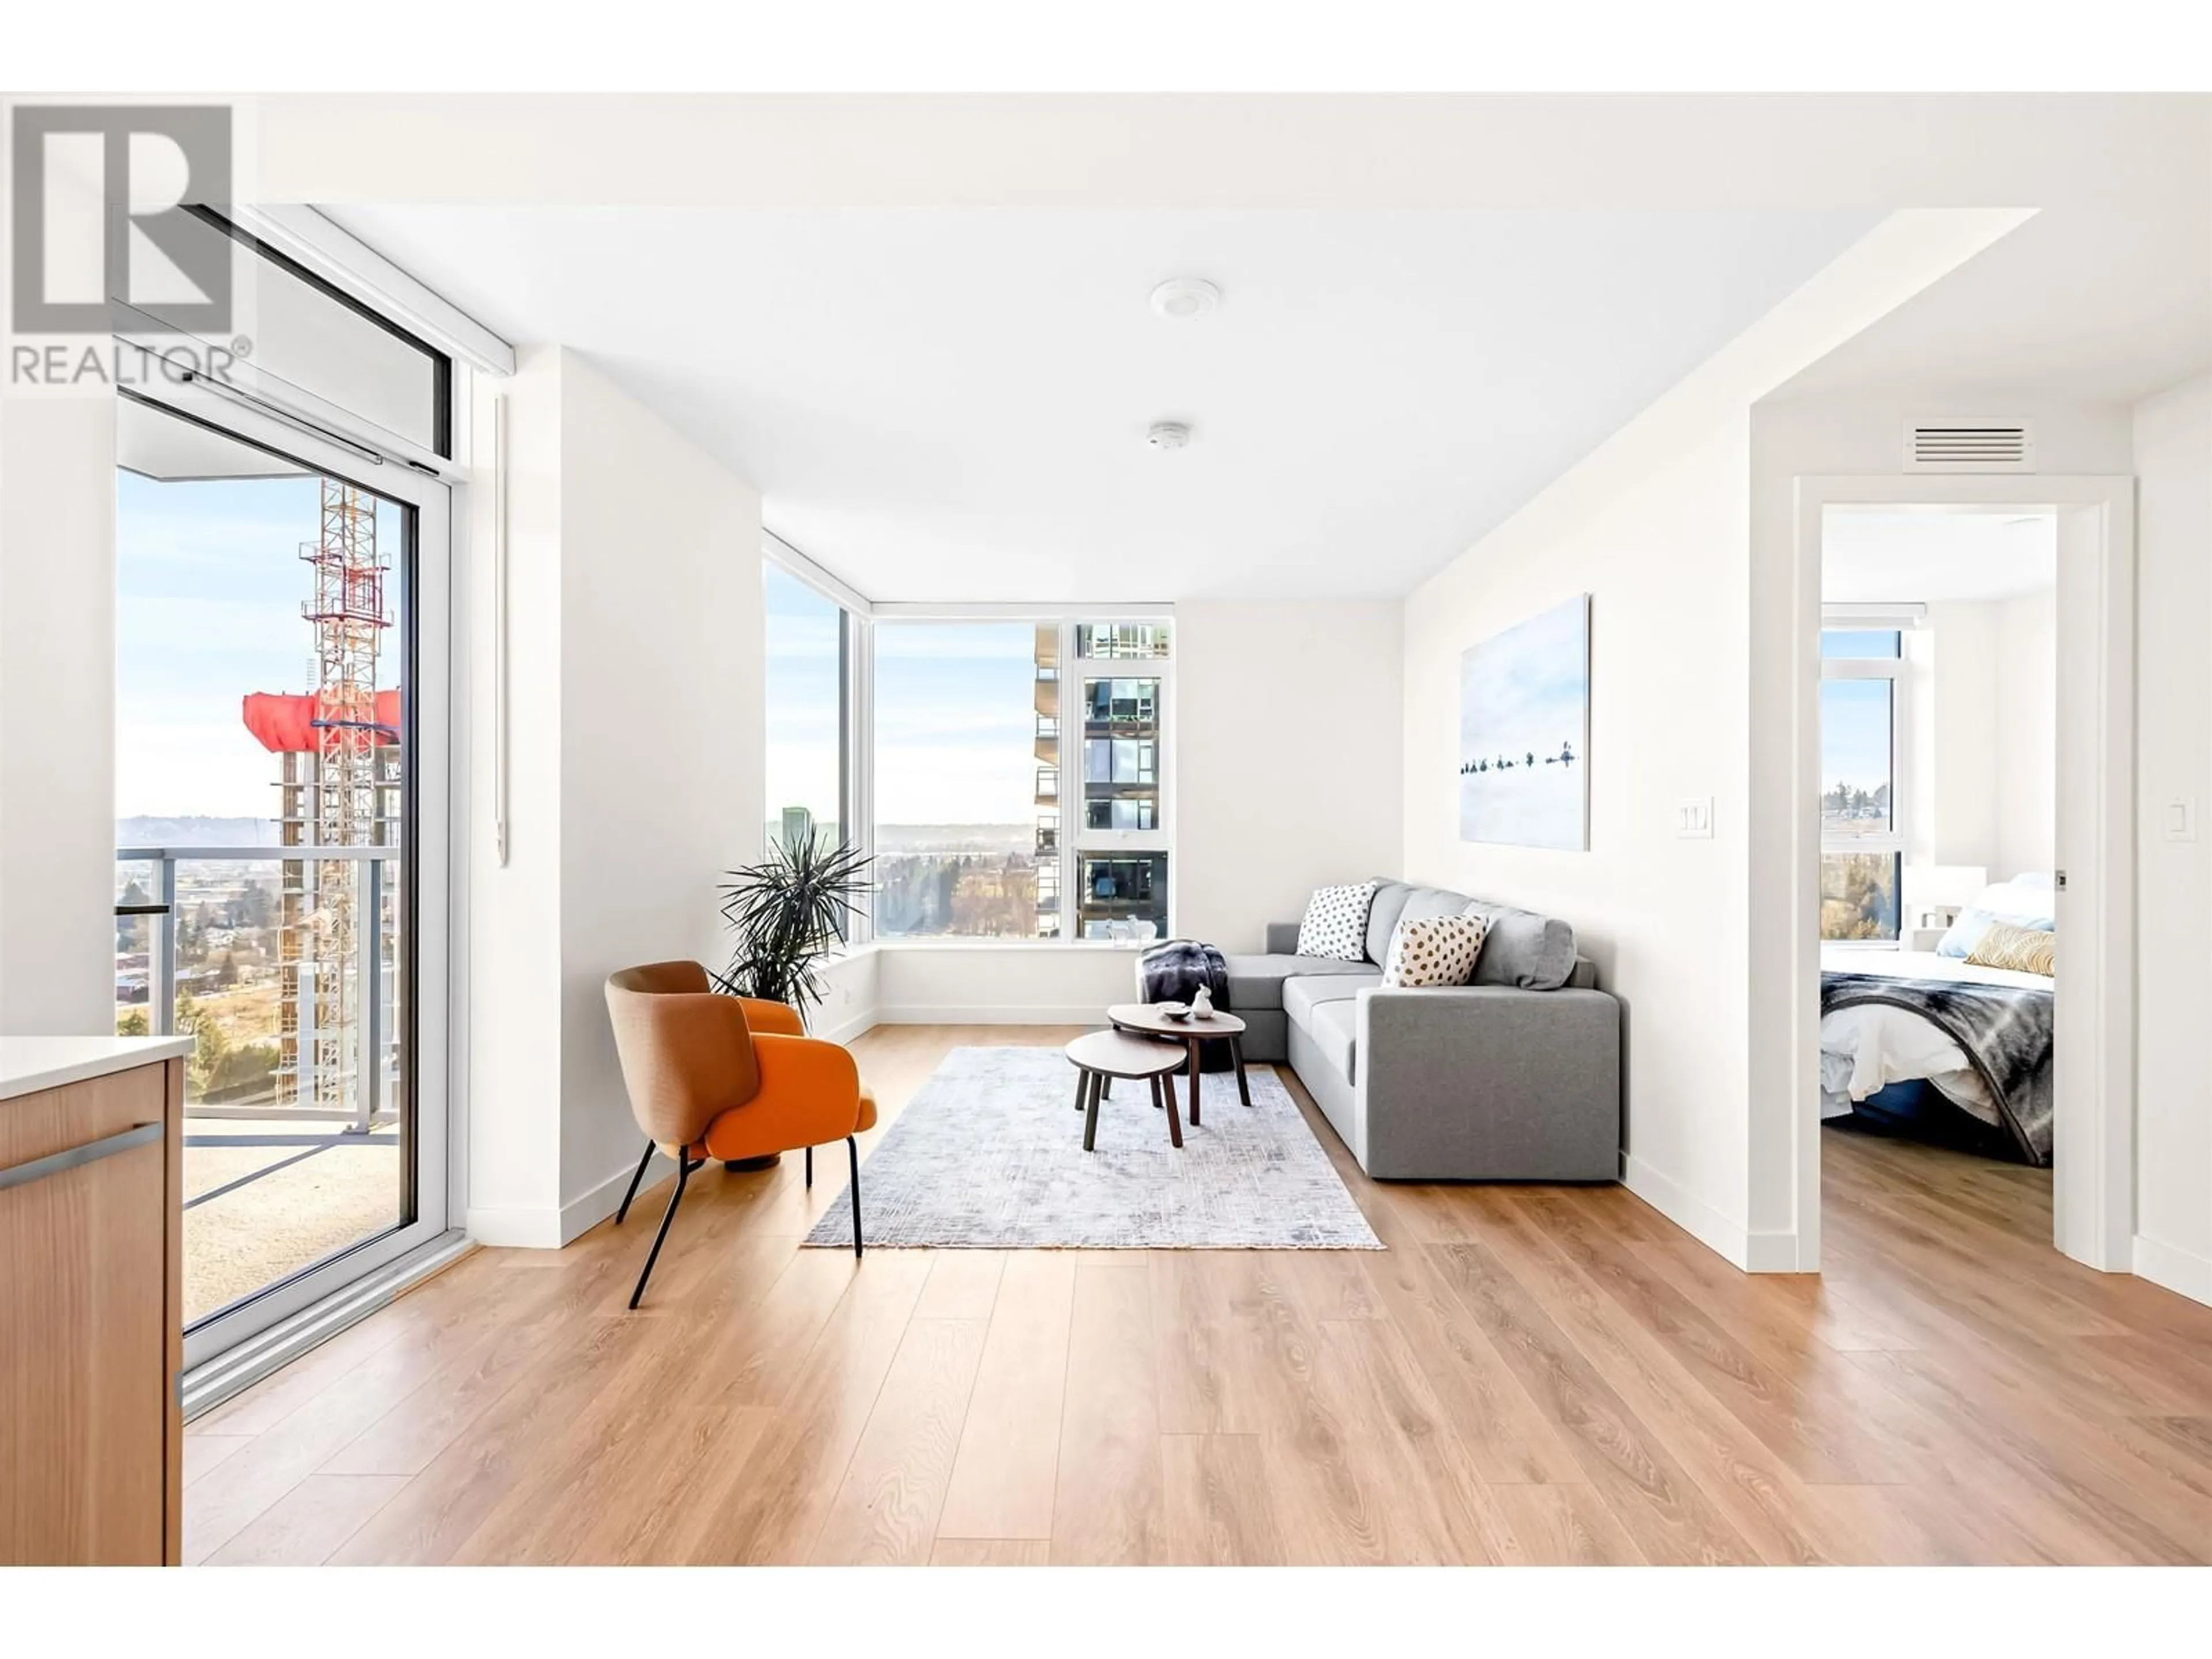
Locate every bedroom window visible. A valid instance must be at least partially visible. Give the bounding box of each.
[1820,627,1905,942]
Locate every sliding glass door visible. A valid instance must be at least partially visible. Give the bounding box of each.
[115,387,450,1369]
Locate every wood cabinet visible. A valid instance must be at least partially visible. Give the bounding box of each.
[0,1046,185,1565]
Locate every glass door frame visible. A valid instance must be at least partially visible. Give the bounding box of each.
[119,374,456,1372]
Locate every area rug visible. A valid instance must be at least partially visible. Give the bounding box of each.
[802,1045,1382,1250]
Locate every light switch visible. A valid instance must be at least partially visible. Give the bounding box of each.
[1677,797,1714,839]
[2165,796,2197,842]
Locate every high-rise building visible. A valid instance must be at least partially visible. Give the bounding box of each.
[1033,623,1060,936]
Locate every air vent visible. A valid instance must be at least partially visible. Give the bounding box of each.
[1904,420,2034,473]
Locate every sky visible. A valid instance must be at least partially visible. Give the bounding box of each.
[1819,679,1894,800]
[124,487,1044,834]
[768,569,1039,828]
[872,619,1037,826]
[115,469,404,822]
[1817,631,1898,800]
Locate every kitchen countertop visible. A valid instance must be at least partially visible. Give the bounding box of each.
[1,1035,196,1102]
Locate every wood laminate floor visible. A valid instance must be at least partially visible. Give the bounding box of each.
[183,1025,2212,1566]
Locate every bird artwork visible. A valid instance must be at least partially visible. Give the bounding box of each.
[1457,594,1590,850]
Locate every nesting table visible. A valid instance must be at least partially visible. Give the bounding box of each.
[1105,1003,1251,1124]
[1064,1029,1192,1150]
[1065,1005,1253,1152]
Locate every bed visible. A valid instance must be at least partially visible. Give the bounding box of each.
[1818,878,2057,1165]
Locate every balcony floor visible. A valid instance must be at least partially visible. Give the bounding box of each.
[184,1119,403,1325]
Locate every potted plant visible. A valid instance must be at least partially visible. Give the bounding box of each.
[714,831,873,1028]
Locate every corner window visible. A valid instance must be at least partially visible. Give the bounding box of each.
[857,612,1172,944]
[873,621,1054,938]
[763,562,849,856]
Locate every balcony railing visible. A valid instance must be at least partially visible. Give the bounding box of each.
[115,844,399,1134]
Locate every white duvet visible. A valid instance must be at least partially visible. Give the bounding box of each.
[1818,946,2054,1124]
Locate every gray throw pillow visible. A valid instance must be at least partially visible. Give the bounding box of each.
[1461,898,1578,990]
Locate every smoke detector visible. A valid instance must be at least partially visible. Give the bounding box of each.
[1149,278,1221,320]
[1146,421,1192,451]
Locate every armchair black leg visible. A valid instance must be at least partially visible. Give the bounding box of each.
[806,1143,813,1188]
[629,1154,698,1309]
[614,1137,656,1225]
[847,1135,864,1259]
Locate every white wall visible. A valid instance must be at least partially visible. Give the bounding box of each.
[2133,372,2212,1305]
[463,347,566,1237]
[1896,593,2055,884]
[1406,420,1755,1260]
[0,395,116,1035]
[556,351,762,1222]
[1176,599,1404,948]
[1403,211,2027,1269]
[1991,589,2058,880]
[872,942,1137,1025]
[1749,391,2137,1264]
[1921,603,1998,870]
[465,347,766,1245]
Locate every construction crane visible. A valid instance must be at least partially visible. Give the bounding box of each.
[243,479,395,1118]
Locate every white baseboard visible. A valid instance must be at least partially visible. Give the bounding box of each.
[1620,1152,1755,1270]
[463,1204,569,1249]
[2133,1232,2212,1307]
[812,1007,880,1047]
[1743,1229,1812,1273]
[474,1152,681,1249]
[557,1149,679,1244]
[877,1003,1107,1025]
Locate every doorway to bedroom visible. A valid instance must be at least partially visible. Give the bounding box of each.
[1816,505,2062,1261]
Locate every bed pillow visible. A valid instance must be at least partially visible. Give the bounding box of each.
[1381,914,1489,988]
[1296,881,1378,961]
[1966,921,2057,976]
[1936,880,2057,959]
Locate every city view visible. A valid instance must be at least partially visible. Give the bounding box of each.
[116,822,288,1104]
[1819,645,1900,942]
[116,410,409,1325]
[766,579,1171,942]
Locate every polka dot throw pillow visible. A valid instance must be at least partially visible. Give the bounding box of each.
[1381,914,1490,988]
[1296,881,1378,961]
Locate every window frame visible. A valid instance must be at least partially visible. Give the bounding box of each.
[1065,626,1174,940]
[782,586,1175,949]
[118,374,456,1373]
[1818,612,1911,948]
[107,209,457,471]
[763,538,870,944]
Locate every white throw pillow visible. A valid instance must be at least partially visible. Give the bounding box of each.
[1382,914,1490,988]
[1297,881,1378,961]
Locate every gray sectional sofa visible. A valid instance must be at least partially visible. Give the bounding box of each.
[1224,880,1621,1181]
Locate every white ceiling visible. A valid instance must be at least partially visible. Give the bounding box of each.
[332,204,1878,601]
[1823,507,2056,604]
[1775,203,2212,406]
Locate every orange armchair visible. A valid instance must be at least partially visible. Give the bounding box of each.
[604,960,877,1306]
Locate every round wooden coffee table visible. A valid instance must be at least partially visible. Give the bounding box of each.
[1065,1029,1192,1150]
[1104,1003,1252,1128]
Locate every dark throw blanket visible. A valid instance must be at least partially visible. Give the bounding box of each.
[1821,971,2054,1165]
[1138,940,1235,1072]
